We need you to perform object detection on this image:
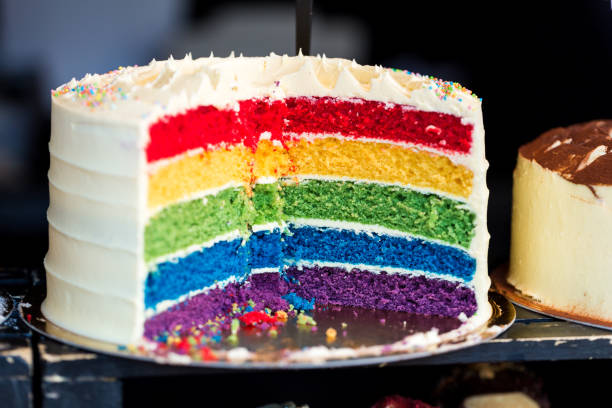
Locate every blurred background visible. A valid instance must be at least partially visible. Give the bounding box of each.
[0,0,610,269]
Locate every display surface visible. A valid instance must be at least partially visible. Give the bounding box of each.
[43,54,490,348]
[509,120,612,325]
[26,287,512,365]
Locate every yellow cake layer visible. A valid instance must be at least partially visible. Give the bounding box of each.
[147,145,252,209]
[285,138,472,197]
[253,139,292,178]
[148,138,473,209]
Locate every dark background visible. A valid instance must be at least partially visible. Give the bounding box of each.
[1,0,610,269]
[0,1,611,407]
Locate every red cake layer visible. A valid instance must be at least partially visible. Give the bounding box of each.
[147,97,473,162]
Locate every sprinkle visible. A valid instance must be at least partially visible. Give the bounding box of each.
[239,311,277,327]
[341,322,348,329]
[200,347,217,361]
[231,318,240,335]
[326,328,337,342]
[296,312,317,327]
[177,338,191,353]
[275,310,288,322]
[227,334,238,346]
[51,66,133,110]
[388,67,479,102]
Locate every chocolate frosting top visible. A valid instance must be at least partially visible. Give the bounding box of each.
[519,120,612,186]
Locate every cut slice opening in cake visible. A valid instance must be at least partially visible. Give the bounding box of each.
[142,96,480,340]
[44,55,490,346]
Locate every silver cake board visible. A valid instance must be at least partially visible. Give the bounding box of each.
[492,264,612,332]
[20,286,514,369]
[0,290,14,326]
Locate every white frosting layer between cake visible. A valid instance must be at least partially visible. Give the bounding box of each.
[44,54,490,344]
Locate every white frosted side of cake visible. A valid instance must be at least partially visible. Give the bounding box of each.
[509,155,612,322]
[42,103,148,344]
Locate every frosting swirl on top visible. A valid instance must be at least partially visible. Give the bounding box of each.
[519,120,612,186]
[51,53,481,125]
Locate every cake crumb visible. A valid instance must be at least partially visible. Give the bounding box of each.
[326,328,337,343]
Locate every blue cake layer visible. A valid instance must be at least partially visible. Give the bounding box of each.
[247,228,282,270]
[283,225,476,281]
[145,238,248,309]
[145,225,476,310]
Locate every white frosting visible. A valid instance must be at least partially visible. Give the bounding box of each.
[45,226,141,299]
[509,156,612,322]
[45,54,489,344]
[42,271,142,345]
[49,156,138,207]
[52,54,481,127]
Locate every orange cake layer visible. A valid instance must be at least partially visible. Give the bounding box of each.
[147,145,252,210]
[148,138,473,210]
[286,138,473,197]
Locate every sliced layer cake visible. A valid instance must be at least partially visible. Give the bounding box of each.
[44,54,490,344]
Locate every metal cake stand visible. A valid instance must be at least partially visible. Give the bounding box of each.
[492,264,612,331]
[20,284,514,369]
[0,290,14,325]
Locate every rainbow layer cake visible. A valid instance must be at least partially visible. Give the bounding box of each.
[43,54,491,346]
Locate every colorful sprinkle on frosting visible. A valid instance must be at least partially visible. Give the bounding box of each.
[51,66,134,110]
[391,67,480,102]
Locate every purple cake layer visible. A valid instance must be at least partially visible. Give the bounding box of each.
[286,266,477,318]
[144,268,477,339]
[144,273,288,339]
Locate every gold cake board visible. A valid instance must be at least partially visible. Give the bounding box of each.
[491,264,612,331]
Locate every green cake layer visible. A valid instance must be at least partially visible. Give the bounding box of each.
[145,179,476,262]
[145,187,253,261]
[252,182,283,225]
[283,179,475,248]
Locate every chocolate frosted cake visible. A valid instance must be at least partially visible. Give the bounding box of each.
[509,120,612,324]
